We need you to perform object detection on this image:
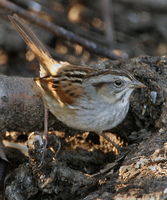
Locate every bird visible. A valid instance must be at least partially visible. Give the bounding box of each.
[9,14,145,154]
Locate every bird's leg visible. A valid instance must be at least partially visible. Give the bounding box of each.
[98,132,122,154]
[41,108,49,162]
[43,108,49,145]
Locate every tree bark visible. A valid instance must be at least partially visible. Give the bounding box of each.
[0,75,44,134]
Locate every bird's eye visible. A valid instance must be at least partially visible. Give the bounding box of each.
[114,80,123,87]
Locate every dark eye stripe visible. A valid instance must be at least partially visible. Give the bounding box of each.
[92,82,106,88]
[93,80,125,90]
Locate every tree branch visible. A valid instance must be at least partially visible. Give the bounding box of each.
[0,0,124,60]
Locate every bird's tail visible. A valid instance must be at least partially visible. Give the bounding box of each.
[9,14,58,77]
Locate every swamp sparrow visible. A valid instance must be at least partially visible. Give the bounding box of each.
[9,15,145,153]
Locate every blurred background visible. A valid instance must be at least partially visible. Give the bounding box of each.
[0,0,167,77]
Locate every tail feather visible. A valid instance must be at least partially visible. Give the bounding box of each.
[9,14,57,77]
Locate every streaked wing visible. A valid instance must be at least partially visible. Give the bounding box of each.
[35,66,94,105]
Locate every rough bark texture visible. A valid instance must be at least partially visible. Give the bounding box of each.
[0,75,43,134]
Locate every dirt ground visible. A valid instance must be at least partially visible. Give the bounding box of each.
[0,0,167,199]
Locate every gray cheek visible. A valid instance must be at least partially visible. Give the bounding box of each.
[115,87,132,103]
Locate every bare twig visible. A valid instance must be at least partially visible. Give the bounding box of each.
[100,0,116,43]
[14,0,115,47]
[0,0,123,60]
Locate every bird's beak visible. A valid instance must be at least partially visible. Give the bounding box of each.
[130,79,146,88]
